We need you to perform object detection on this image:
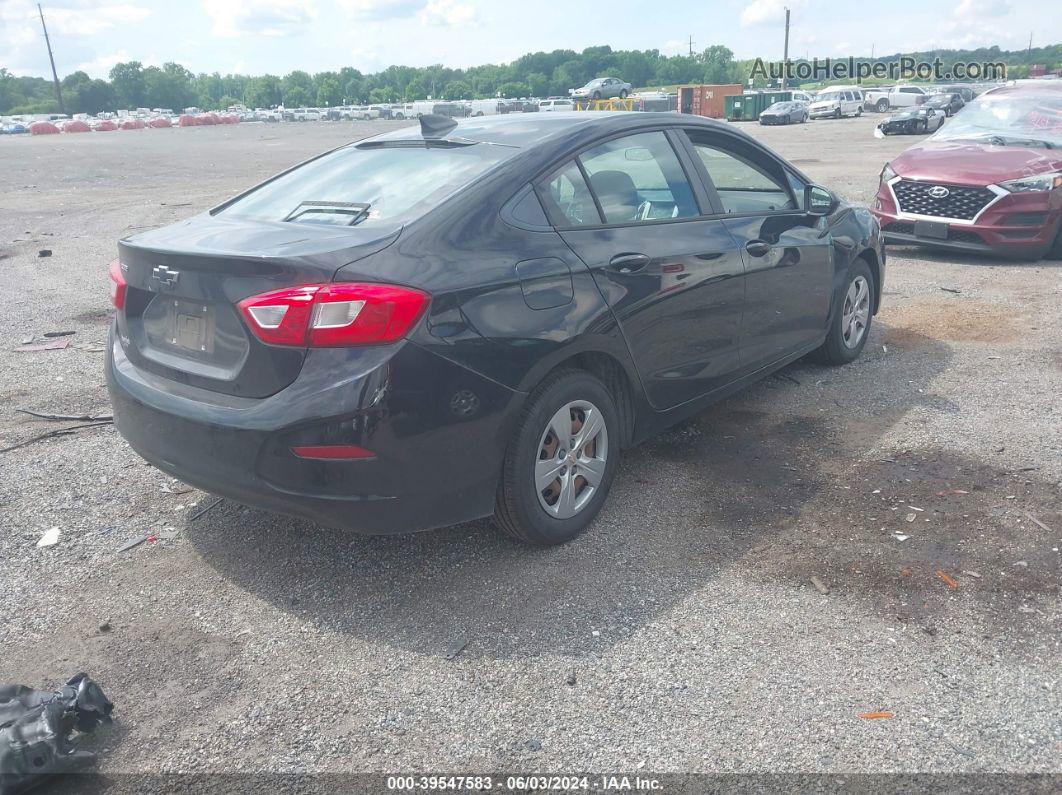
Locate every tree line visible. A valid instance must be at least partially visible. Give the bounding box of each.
[2,43,1059,116]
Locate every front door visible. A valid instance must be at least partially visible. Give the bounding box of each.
[537,130,747,410]
[681,129,834,369]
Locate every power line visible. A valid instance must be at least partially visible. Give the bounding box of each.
[38,3,65,114]
[781,7,791,90]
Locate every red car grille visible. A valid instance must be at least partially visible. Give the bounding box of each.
[892,180,995,221]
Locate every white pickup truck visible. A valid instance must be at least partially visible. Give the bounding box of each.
[863,86,930,112]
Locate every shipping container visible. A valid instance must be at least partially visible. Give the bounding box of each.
[677,84,743,118]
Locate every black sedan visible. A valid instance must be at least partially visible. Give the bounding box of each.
[876,106,946,135]
[759,101,808,125]
[106,112,885,545]
[923,92,964,116]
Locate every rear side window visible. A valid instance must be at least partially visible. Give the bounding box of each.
[539,161,601,226]
[577,131,698,224]
[219,143,514,227]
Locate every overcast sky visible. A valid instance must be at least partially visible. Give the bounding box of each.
[0,0,1049,80]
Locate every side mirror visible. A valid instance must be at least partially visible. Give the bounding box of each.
[805,184,837,216]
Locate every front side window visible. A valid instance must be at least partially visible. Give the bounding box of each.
[219,142,514,227]
[689,136,796,214]
[576,131,698,224]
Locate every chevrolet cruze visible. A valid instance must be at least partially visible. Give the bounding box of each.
[107,112,884,545]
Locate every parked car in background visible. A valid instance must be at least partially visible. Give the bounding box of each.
[291,108,322,122]
[106,111,884,546]
[935,84,976,103]
[468,99,504,116]
[349,106,378,120]
[431,102,470,118]
[809,87,864,118]
[876,106,946,135]
[790,90,815,103]
[759,101,809,125]
[923,92,964,116]
[570,77,631,101]
[864,85,930,112]
[539,98,575,112]
[873,81,1062,260]
[370,105,392,120]
[407,101,437,118]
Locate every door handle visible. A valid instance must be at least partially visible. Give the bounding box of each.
[608,253,650,273]
[745,239,772,257]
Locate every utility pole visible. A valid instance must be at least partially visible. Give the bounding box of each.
[37,4,64,115]
[1027,32,1032,58]
[781,7,791,90]
[688,35,694,57]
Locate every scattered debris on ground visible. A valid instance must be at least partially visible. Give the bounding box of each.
[0,673,113,795]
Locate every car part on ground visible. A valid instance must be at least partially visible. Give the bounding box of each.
[106,111,884,544]
[873,80,1062,260]
[0,673,113,795]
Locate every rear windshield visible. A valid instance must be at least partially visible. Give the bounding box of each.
[218,142,515,227]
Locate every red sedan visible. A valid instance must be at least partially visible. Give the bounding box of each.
[872,81,1062,260]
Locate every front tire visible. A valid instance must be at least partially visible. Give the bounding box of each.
[494,370,619,545]
[811,260,874,366]
[1044,221,1062,261]
[619,89,628,99]
[856,106,862,116]
[876,99,890,113]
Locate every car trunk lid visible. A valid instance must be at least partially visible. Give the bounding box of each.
[115,214,401,398]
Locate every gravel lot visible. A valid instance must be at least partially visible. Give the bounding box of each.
[0,116,1059,789]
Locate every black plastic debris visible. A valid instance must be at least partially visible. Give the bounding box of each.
[0,673,113,795]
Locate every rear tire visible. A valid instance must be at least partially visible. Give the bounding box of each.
[876,99,889,113]
[619,89,628,99]
[811,259,875,366]
[856,106,862,117]
[494,370,619,546]
[1044,222,1062,261]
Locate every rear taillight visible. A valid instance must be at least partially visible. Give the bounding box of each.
[108,259,127,309]
[237,283,429,347]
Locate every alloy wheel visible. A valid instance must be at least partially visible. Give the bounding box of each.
[535,400,608,519]
[842,275,870,349]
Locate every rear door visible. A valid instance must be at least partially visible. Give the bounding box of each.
[540,129,746,410]
[680,128,833,369]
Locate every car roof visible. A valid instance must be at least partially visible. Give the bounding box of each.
[362,111,726,148]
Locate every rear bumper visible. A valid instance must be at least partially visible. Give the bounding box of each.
[106,329,522,534]
[872,182,1062,260]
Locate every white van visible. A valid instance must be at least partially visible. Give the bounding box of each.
[808,86,864,118]
[539,98,575,112]
[467,99,503,117]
